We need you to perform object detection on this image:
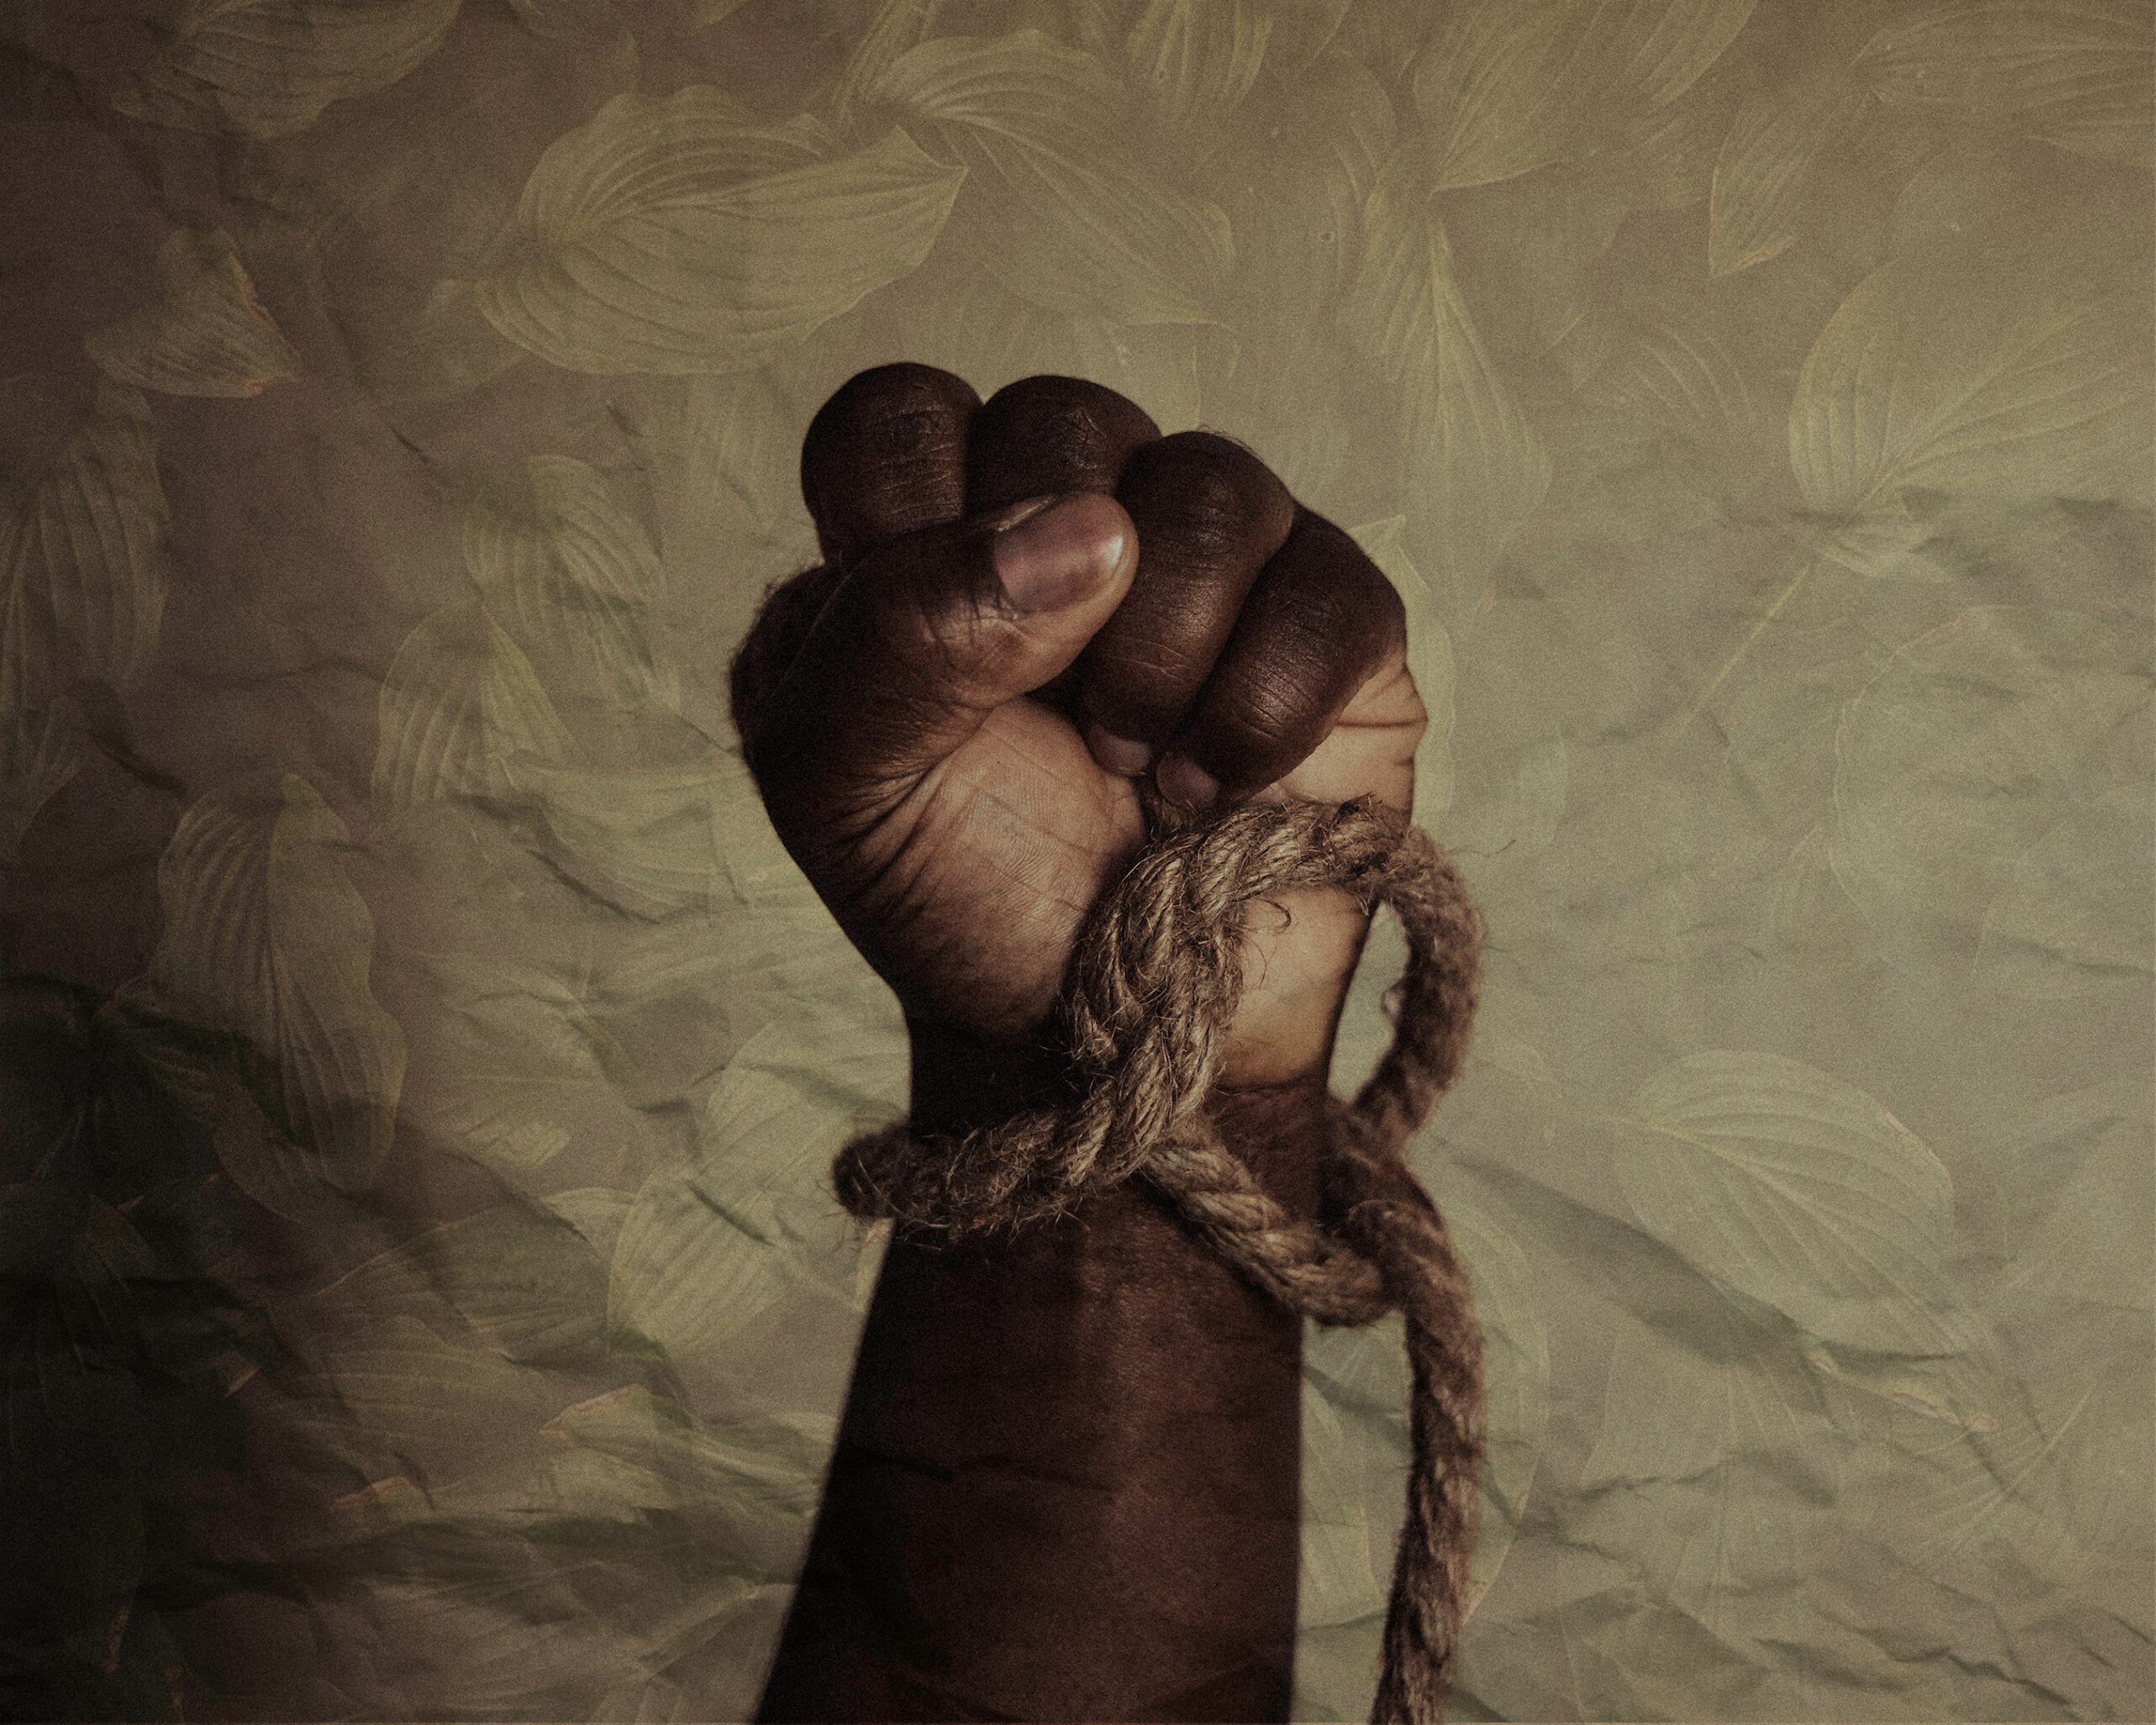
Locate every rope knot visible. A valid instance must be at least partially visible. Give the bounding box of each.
[830,790,1491,1724]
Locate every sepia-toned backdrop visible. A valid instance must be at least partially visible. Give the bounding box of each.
[1,0,2150,1718]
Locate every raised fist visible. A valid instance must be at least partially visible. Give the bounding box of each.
[732,364,1426,1092]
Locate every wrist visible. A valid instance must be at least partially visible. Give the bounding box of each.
[902,1014,1332,1226]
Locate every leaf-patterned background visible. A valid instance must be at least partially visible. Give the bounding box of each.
[0,1,2148,1718]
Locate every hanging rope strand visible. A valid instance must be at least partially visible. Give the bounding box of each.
[832,792,1488,1725]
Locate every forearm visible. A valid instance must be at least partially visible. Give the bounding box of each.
[755,1030,1332,1724]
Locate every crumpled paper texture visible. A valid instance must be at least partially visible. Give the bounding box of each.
[0,0,2148,1719]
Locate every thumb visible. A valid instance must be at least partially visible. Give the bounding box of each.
[739,492,1134,818]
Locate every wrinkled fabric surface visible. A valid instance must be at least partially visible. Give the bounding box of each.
[0,0,2150,1720]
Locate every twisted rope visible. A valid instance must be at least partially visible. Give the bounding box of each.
[834,789,1489,1724]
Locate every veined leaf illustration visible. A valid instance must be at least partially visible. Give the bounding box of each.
[1,381,169,709]
[354,278,526,404]
[147,773,407,1193]
[1610,1050,1999,1428]
[1411,0,1757,191]
[313,1200,609,1363]
[828,0,949,136]
[608,1061,860,1362]
[1342,166,1550,590]
[462,456,674,712]
[372,600,572,809]
[1123,0,1273,147]
[513,758,740,918]
[0,706,87,864]
[1707,67,1869,276]
[281,1316,563,1477]
[1297,1383,1384,1642]
[1904,1363,2128,1588]
[1580,319,1755,452]
[298,1423,792,1715]
[507,0,625,46]
[543,1187,635,1261]
[475,91,963,373]
[1833,606,2150,980]
[548,1384,833,1519]
[870,30,1232,323]
[399,948,643,1175]
[1859,0,2153,167]
[86,228,301,398]
[1987,1080,2153,1307]
[114,0,462,139]
[1226,49,1394,343]
[1976,780,2153,997]
[1791,265,2152,579]
[1573,1327,1841,1675]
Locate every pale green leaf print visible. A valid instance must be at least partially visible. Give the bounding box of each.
[114,0,462,138]
[1411,0,1757,191]
[371,600,572,809]
[1903,1369,2118,1588]
[608,1058,862,1361]
[542,1187,635,1261]
[313,1201,609,1363]
[1790,265,2153,579]
[354,279,526,404]
[1577,1330,1840,1641]
[549,1384,833,1519]
[199,1054,360,1229]
[0,704,85,864]
[85,228,301,398]
[1976,781,2153,997]
[1579,318,1755,452]
[1860,0,2154,167]
[1351,515,1455,822]
[1297,1383,1385,1637]
[1833,606,2151,979]
[1706,67,1868,276]
[1610,1050,1999,1429]
[1342,166,1550,590]
[399,948,643,1175]
[828,0,950,137]
[296,1427,789,1716]
[1986,1080,2153,1308]
[870,30,1232,322]
[1123,0,1273,145]
[475,92,963,373]
[462,456,675,713]
[1,380,169,708]
[506,0,625,46]
[147,773,407,1193]
[280,1317,568,1479]
[514,758,742,917]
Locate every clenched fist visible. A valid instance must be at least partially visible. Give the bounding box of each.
[732,365,1427,1092]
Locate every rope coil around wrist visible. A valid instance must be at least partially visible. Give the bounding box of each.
[834,787,1488,1725]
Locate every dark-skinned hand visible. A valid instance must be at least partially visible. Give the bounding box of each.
[731,364,1427,1093]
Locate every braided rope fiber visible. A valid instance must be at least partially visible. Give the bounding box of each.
[834,790,1489,1724]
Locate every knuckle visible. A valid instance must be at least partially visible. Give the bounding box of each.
[1287,512,1406,660]
[1123,432,1293,558]
[974,374,1158,478]
[803,364,974,520]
